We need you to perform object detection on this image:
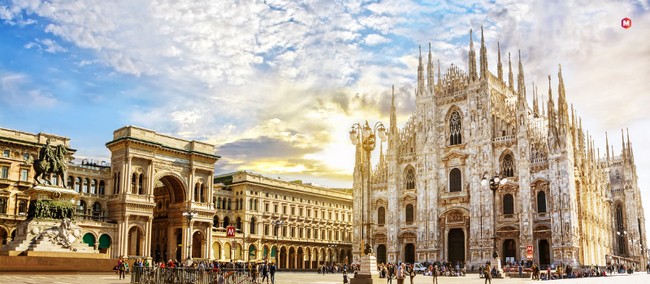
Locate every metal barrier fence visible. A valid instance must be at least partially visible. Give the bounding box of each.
[130,267,257,284]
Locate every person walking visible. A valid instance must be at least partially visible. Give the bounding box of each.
[387,263,394,284]
[343,269,349,284]
[261,262,269,283]
[269,262,277,284]
[407,264,415,284]
[396,263,405,284]
[484,262,492,284]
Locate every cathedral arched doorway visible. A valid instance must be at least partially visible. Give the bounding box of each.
[150,175,186,262]
[538,239,550,266]
[448,228,465,264]
[503,239,517,265]
[377,244,387,264]
[404,243,415,264]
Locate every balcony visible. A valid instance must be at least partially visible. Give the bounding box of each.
[534,212,550,222]
[440,190,469,205]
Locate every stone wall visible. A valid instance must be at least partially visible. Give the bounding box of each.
[0,256,118,272]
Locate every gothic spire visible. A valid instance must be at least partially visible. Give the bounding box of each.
[480,26,488,80]
[468,29,477,82]
[417,46,424,96]
[497,42,503,82]
[390,85,397,136]
[547,75,556,129]
[508,52,514,90]
[427,42,434,94]
[532,82,539,117]
[621,128,626,161]
[517,50,526,104]
[605,131,610,162]
[557,64,569,131]
[437,59,441,86]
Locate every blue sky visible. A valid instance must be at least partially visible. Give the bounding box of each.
[2,0,650,240]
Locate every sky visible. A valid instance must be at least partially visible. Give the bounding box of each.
[1,0,650,245]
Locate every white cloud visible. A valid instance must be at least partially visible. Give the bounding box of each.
[364,34,389,46]
[0,72,58,107]
[24,38,67,53]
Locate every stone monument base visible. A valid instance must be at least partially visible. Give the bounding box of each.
[491,257,504,278]
[351,254,379,284]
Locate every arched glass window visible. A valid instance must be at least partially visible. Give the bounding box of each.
[217,197,222,209]
[74,177,81,192]
[92,202,102,219]
[201,184,206,203]
[449,168,462,192]
[138,174,144,194]
[250,217,256,234]
[98,180,105,195]
[537,191,547,213]
[223,217,230,228]
[503,194,514,215]
[82,178,89,193]
[213,216,220,228]
[194,183,200,202]
[450,110,462,145]
[236,217,242,230]
[405,167,415,189]
[90,179,97,194]
[131,173,137,194]
[502,154,515,177]
[67,176,74,188]
[378,206,385,226]
[616,204,626,255]
[405,204,414,224]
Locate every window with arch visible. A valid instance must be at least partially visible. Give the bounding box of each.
[449,168,462,192]
[90,179,97,194]
[82,178,89,193]
[405,204,414,224]
[92,202,102,220]
[194,183,200,202]
[450,110,462,145]
[502,154,515,177]
[223,216,230,228]
[98,180,105,195]
[377,206,385,226]
[74,177,81,192]
[236,217,242,230]
[200,184,206,203]
[67,176,73,188]
[213,216,220,228]
[138,174,144,194]
[217,197,222,209]
[537,191,547,213]
[616,203,626,255]
[405,167,415,190]
[131,173,137,194]
[250,217,256,234]
[503,194,514,215]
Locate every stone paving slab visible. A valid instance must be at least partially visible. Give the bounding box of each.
[0,272,648,284]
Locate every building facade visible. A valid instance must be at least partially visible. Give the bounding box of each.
[212,171,353,269]
[353,28,648,268]
[1,126,352,269]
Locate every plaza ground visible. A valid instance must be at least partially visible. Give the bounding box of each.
[0,272,648,284]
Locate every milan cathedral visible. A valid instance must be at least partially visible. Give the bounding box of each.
[352,27,648,269]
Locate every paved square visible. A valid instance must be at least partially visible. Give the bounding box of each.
[0,272,648,284]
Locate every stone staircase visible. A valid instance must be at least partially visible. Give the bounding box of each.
[1,218,98,256]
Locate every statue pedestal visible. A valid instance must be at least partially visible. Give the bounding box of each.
[26,185,78,201]
[351,254,379,284]
[491,257,504,278]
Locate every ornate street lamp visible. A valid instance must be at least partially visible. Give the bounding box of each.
[617,230,628,256]
[481,173,508,261]
[273,220,285,265]
[349,121,387,256]
[183,209,198,260]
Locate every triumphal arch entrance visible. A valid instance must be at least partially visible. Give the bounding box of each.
[106,126,219,261]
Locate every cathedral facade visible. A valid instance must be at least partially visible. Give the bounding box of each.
[352,28,648,269]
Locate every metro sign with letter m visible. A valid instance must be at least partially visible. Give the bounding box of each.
[622,17,632,29]
[226,226,235,237]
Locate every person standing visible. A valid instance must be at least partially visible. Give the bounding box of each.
[387,263,394,284]
[269,262,277,284]
[407,264,415,284]
[484,262,492,284]
[432,264,438,284]
[396,263,405,284]
[261,262,269,283]
[343,269,349,284]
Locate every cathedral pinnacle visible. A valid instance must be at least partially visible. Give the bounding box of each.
[517,50,526,102]
[417,45,424,96]
[468,29,477,82]
[427,42,434,94]
[480,26,488,80]
[497,42,503,82]
[532,82,539,117]
[508,52,514,90]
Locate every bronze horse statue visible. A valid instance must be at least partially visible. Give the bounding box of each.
[33,139,68,186]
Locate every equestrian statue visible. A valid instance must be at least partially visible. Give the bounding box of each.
[33,138,68,186]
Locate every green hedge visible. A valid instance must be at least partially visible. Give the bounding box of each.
[28,199,76,220]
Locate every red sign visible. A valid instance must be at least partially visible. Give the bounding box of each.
[622,17,632,29]
[226,226,235,237]
[526,245,534,260]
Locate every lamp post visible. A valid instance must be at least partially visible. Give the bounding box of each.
[349,120,387,256]
[273,220,285,265]
[481,173,508,261]
[183,209,198,261]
